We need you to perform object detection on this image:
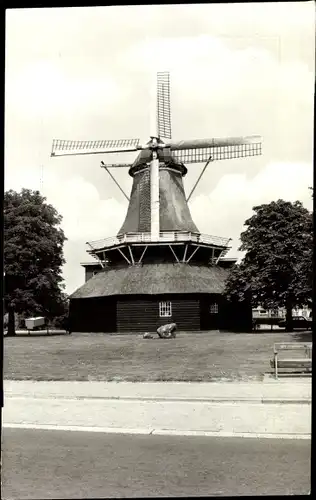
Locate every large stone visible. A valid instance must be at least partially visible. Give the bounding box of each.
[157,323,177,339]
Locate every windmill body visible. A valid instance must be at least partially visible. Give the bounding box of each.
[51,72,262,333]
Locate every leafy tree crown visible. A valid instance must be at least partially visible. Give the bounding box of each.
[4,189,68,319]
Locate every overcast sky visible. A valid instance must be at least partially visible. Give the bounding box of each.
[5,3,315,295]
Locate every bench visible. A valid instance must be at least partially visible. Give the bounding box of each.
[270,342,312,379]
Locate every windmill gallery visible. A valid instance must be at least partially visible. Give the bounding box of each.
[51,72,262,334]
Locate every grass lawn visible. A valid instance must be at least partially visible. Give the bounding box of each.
[3,330,312,382]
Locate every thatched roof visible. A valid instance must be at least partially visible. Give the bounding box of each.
[70,263,229,299]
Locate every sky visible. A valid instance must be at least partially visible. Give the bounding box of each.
[5,2,315,295]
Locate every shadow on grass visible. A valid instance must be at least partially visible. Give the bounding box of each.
[290,331,313,343]
[265,371,312,379]
[232,330,284,334]
[251,328,312,335]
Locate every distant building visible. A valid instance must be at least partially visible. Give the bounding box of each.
[252,306,311,318]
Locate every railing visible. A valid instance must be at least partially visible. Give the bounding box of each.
[87,231,231,252]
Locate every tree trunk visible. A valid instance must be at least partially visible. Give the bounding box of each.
[285,299,293,332]
[6,308,16,336]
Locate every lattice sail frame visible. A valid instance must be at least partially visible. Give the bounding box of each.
[171,141,262,164]
[157,72,172,140]
[51,138,141,157]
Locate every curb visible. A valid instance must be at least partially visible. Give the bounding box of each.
[3,423,311,440]
[4,395,311,405]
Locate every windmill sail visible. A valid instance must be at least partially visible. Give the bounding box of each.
[157,72,172,140]
[51,138,141,157]
[167,135,262,164]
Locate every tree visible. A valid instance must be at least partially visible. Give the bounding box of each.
[224,199,313,331]
[4,189,67,335]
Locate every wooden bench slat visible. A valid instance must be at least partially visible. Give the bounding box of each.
[270,359,312,368]
[278,363,312,369]
[274,343,312,351]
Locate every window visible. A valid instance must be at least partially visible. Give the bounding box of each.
[159,301,172,317]
[210,303,218,314]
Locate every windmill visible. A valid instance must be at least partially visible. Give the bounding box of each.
[51,71,261,242]
[51,71,262,334]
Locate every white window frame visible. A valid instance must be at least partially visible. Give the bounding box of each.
[159,301,172,318]
[210,303,218,314]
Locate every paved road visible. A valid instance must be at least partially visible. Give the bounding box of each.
[2,428,311,498]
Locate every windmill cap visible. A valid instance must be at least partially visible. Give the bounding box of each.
[129,148,187,177]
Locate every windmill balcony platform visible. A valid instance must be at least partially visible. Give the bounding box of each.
[86,231,232,253]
